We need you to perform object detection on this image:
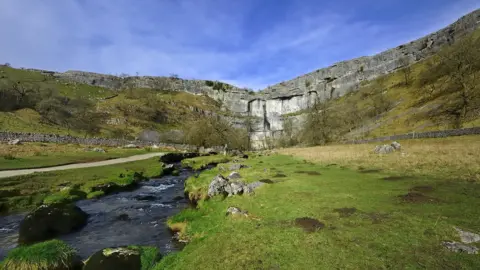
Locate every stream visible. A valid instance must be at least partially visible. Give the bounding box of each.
[0,165,196,259]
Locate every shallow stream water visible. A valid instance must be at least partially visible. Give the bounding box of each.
[0,166,195,259]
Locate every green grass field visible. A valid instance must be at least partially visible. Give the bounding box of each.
[0,157,164,214]
[157,153,480,269]
[0,142,166,171]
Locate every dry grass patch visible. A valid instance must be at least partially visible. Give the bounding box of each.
[279,135,480,181]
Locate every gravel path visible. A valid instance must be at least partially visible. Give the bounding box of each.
[0,152,165,179]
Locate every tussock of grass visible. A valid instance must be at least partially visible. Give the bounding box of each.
[155,153,480,269]
[126,246,162,270]
[1,239,78,270]
[279,135,480,182]
[0,157,164,214]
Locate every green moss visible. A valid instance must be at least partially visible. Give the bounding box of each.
[1,240,78,270]
[86,191,105,199]
[43,188,86,204]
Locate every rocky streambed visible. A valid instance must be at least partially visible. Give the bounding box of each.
[0,165,196,260]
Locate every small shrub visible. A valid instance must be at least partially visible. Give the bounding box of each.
[3,154,16,160]
[205,80,214,87]
[2,239,79,270]
[33,151,47,156]
[305,80,312,88]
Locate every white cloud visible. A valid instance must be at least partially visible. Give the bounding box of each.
[0,0,478,90]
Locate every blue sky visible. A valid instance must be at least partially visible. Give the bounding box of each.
[0,0,479,90]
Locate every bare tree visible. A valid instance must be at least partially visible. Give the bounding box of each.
[398,56,413,86]
[416,34,480,127]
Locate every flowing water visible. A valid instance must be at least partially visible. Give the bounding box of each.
[0,166,196,259]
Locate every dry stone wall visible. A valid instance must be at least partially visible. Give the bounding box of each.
[0,132,198,150]
[348,127,480,144]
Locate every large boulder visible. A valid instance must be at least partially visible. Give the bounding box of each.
[7,139,22,145]
[162,164,175,175]
[244,181,265,194]
[83,246,161,270]
[228,171,242,180]
[226,181,246,196]
[226,207,248,217]
[18,204,88,245]
[374,144,395,154]
[229,163,249,171]
[391,141,401,150]
[160,153,199,163]
[443,241,478,254]
[207,175,230,197]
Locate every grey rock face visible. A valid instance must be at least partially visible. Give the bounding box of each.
[391,141,401,150]
[228,172,242,180]
[226,207,248,217]
[26,10,480,148]
[244,181,265,194]
[454,227,480,244]
[207,175,230,197]
[374,145,395,154]
[442,241,478,254]
[229,164,249,171]
[7,139,21,145]
[228,181,245,196]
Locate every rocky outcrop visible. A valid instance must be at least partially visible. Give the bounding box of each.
[20,10,480,148]
[374,142,402,154]
[18,204,88,245]
[207,175,265,197]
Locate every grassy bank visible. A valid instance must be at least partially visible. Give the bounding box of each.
[0,240,78,270]
[0,157,164,214]
[181,155,232,170]
[158,151,480,269]
[0,142,168,171]
[279,135,480,182]
[0,240,161,270]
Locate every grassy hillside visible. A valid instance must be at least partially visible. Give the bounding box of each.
[0,66,222,140]
[316,29,480,141]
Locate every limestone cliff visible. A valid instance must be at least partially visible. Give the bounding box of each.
[39,9,480,148]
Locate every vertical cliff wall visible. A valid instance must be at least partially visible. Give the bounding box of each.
[43,9,480,148]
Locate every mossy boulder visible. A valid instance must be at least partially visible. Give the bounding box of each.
[160,153,199,163]
[18,203,88,245]
[2,239,82,270]
[83,246,161,270]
